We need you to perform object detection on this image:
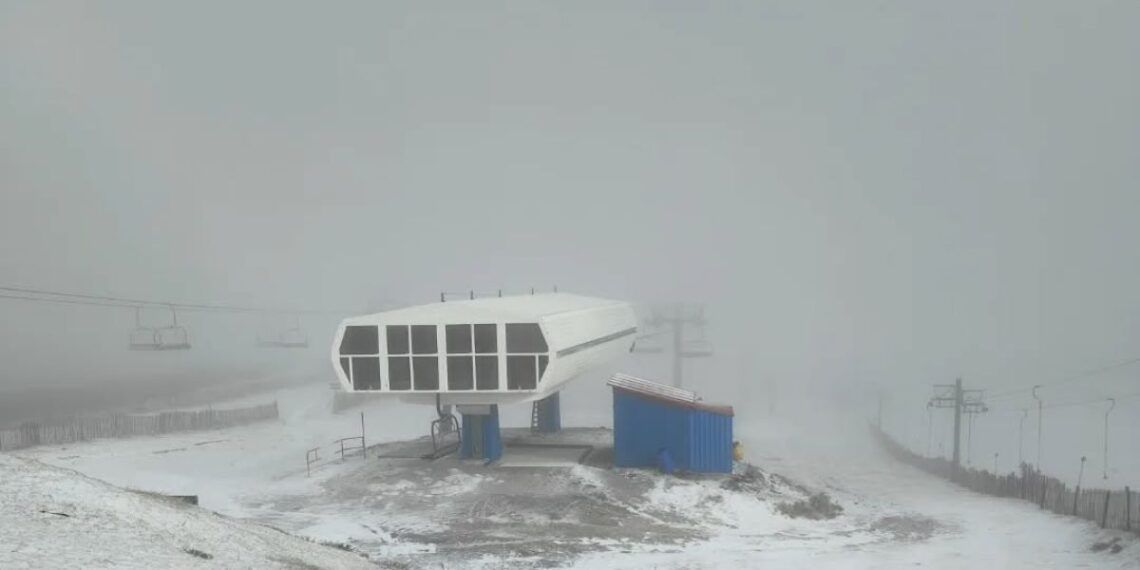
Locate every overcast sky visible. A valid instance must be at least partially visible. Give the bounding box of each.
[2,0,1139,423]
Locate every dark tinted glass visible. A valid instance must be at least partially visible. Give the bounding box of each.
[538,355,549,380]
[386,325,409,355]
[507,355,537,390]
[413,356,439,390]
[446,324,472,354]
[352,357,382,390]
[388,357,411,390]
[475,355,498,390]
[411,325,437,354]
[473,324,497,353]
[339,357,351,380]
[340,325,378,355]
[506,323,548,353]
[447,356,474,390]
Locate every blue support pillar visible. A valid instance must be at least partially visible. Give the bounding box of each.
[533,392,561,433]
[459,405,502,463]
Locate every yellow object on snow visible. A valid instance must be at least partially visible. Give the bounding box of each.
[732,440,744,461]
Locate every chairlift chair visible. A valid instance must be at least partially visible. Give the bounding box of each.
[422,395,461,459]
[129,306,191,351]
[256,315,309,348]
[156,306,191,350]
[128,307,161,350]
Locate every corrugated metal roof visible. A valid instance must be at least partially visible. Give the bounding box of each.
[606,373,734,416]
[608,373,698,403]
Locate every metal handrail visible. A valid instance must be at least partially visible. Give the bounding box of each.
[333,436,366,461]
[305,447,320,477]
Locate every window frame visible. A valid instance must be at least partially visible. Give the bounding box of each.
[348,322,551,393]
[504,322,549,391]
[444,323,500,391]
[338,325,383,390]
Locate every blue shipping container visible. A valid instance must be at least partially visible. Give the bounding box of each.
[612,387,734,473]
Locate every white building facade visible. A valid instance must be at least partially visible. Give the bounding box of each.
[331,293,637,406]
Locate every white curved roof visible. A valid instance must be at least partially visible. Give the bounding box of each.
[343,293,622,325]
[331,293,637,405]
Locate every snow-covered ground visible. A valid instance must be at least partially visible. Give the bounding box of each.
[8,381,1139,568]
[0,454,373,569]
[17,383,432,516]
[575,413,1140,569]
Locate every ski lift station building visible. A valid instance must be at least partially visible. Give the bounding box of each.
[332,293,734,471]
[333,292,640,462]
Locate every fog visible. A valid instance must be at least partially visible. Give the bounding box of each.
[3,2,1139,483]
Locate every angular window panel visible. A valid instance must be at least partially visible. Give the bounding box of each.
[475,355,499,390]
[446,324,472,354]
[340,325,378,355]
[507,355,537,390]
[352,357,382,390]
[506,323,548,353]
[388,356,411,390]
[473,324,497,354]
[411,325,438,355]
[413,356,440,390]
[447,356,474,390]
[538,355,549,380]
[386,325,410,355]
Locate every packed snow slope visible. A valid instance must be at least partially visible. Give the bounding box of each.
[0,454,374,569]
[11,381,1140,568]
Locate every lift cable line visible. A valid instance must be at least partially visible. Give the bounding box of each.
[985,356,1140,401]
[0,283,367,352]
[988,390,1140,413]
[0,284,351,315]
[984,390,1140,474]
[0,291,142,310]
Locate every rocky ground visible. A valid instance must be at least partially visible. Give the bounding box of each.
[240,428,947,568]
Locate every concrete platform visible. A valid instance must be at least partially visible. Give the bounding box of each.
[371,426,611,467]
[497,445,590,467]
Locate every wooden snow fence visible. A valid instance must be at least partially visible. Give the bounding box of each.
[0,402,278,451]
[873,425,1137,533]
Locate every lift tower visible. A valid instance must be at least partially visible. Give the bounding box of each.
[632,303,712,389]
[928,378,988,468]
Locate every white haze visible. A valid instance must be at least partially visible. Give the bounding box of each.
[2,2,1140,483]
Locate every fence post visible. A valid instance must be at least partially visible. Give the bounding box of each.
[1101,491,1111,528]
[1127,487,1132,531]
[1039,480,1047,509]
